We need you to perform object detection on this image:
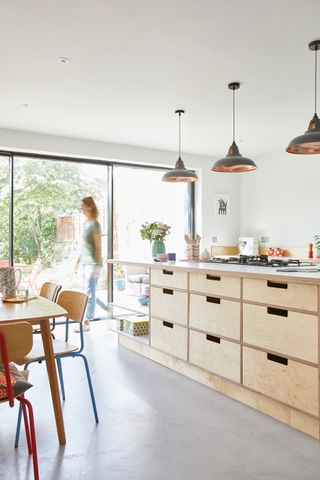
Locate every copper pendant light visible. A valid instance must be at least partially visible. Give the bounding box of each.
[286,40,320,154]
[212,82,256,173]
[162,110,198,182]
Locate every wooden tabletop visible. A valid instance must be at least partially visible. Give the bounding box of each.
[0,296,67,323]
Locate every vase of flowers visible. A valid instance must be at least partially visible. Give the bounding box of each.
[140,221,171,257]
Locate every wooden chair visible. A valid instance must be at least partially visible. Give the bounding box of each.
[39,282,62,303]
[15,291,99,447]
[33,282,62,336]
[0,322,39,480]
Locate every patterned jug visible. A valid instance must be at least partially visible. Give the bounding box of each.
[0,267,22,298]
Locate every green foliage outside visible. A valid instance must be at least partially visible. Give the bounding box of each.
[0,158,100,267]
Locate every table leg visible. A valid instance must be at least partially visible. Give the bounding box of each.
[40,318,66,445]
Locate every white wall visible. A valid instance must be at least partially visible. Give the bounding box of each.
[201,169,240,247]
[240,150,320,247]
[0,128,240,251]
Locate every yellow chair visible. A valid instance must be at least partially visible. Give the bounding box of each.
[33,282,62,336]
[40,281,62,302]
[15,291,99,447]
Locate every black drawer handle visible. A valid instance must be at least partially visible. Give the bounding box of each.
[267,353,288,365]
[206,334,221,344]
[267,280,288,290]
[163,288,173,295]
[163,321,173,329]
[206,274,221,281]
[206,296,221,304]
[267,307,288,317]
[163,269,173,276]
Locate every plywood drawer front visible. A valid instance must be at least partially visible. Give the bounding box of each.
[243,303,318,363]
[190,273,240,298]
[243,347,318,415]
[150,287,188,326]
[243,278,317,311]
[189,330,240,382]
[189,294,240,340]
[150,268,188,289]
[150,317,188,360]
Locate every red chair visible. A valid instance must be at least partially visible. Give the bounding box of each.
[19,258,42,293]
[0,322,39,480]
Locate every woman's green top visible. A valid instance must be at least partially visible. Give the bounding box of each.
[81,220,102,265]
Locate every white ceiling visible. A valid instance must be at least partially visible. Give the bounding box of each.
[0,0,320,157]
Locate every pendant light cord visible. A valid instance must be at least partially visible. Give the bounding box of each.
[232,87,236,142]
[315,46,318,114]
[178,112,181,157]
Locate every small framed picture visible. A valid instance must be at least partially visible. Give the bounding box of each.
[214,194,231,218]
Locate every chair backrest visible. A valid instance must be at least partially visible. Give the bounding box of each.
[40,282,62,302]
[0,322,33,363]
[0,322,33,406]
[57,291,88,323]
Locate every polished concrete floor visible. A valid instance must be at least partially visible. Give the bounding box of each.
[1,321,320,480]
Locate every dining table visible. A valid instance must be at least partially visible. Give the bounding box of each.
[0,295,67,445]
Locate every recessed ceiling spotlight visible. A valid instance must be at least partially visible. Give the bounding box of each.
[57,57,70,64]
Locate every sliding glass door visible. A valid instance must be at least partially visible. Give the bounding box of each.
[12,157,109,317]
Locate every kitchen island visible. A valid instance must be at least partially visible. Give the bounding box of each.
[109,259,320,439]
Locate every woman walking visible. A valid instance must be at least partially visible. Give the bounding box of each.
[79,196,103,331]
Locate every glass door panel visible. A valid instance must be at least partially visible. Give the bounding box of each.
[113,166,188,258]
[13,157,110,319]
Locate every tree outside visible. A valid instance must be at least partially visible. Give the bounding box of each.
[0,158,104,285]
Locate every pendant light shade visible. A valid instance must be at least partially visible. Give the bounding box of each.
[286,40,320,154]
[212,82,256,173]
[162,110,198,182]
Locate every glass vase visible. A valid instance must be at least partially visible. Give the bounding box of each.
[152,239,166,257]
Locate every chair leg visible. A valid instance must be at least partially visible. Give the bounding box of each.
[15,402,23,448]
[15,363,30,448]
[56,357,66,401]
[77,353,99,423]
[18,396,39,480]
[21,401,32,454]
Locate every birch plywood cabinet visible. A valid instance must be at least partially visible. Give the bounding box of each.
[243,303,318,364]
[150,286,188,326]
[189,330,241,382]
[243,346,319,416]
[189,293,240,340]
[110,259,320,440]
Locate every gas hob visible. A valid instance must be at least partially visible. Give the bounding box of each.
[208,255,312,268]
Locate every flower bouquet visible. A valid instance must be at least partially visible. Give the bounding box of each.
[140,222,171,257]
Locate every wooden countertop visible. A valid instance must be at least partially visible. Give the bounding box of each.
[108,258,320,285]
